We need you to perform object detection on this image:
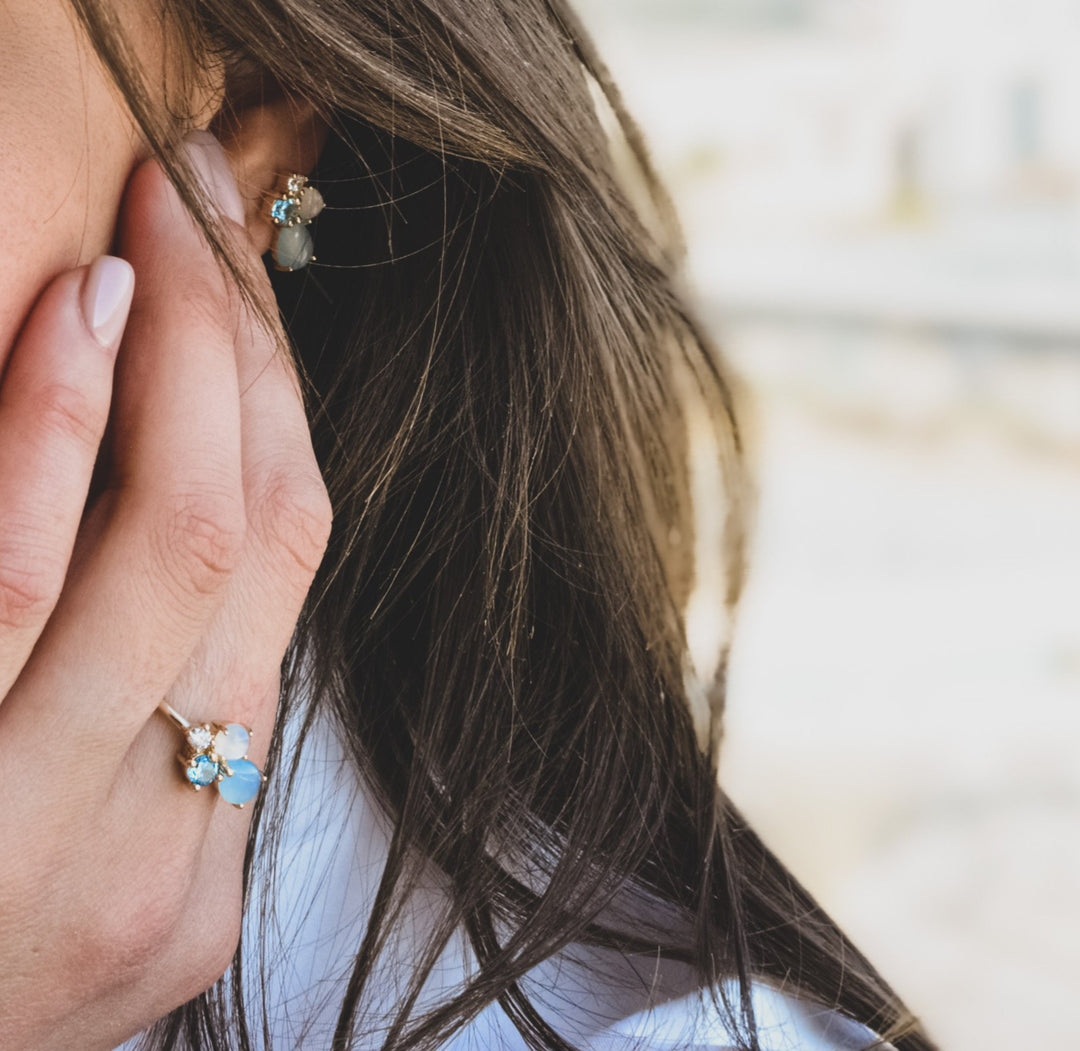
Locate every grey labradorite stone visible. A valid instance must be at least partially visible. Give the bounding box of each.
[298,185,325,221]
[274,224,315,271]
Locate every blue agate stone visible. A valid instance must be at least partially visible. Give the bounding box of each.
[187,755,219,787]
[218,758,262,807]
[273,224,315,271]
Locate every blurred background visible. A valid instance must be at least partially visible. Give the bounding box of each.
[575,1,1080,1047]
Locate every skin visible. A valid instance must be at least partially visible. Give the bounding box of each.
[0,0,330,1047]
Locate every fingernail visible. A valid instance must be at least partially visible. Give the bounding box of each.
[180,129,246,226]
[82,255,135,349]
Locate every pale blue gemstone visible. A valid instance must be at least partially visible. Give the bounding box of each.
[273,224,315,271]
[218,758,262,806]
[212,723,250,761]
[187,755,219,787]
[271,197,299,225]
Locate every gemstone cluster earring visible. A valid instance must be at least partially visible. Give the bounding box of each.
[269,173,325,272]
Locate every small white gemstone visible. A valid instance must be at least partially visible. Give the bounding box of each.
[187,725,212,752]
[213,724,251,761]
[298,185,324,220]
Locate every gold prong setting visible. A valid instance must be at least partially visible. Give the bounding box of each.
[171,719,264,808]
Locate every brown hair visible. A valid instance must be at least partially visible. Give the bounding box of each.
[70,0,935,1047]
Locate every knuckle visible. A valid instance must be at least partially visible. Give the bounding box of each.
[78,869,192,982]
[110,898,183,972]
[124,275,235,362]
[155,489,246,596]
[0,541,62,630]
[33,380,105,450]
[175,280,237,341]
[253,466,332,580]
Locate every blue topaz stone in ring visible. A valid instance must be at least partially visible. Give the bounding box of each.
[186,754,219,788]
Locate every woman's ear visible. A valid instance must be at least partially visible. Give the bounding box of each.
[209,89,329,257]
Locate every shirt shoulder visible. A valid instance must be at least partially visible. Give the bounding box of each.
[268,714,888,1051]
[583,983,887,1051]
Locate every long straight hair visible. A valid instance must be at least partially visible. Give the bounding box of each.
[71,0,936,1048]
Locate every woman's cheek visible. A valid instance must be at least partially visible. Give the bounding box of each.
[0,0,152,369]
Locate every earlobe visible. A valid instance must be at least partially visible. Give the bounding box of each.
[210,91,329,257]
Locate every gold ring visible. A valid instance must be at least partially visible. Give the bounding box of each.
[157,702,265,808]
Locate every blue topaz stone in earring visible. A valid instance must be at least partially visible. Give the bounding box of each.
[158,701,266,808]
[269,173,324,272]
[271,196,300,225]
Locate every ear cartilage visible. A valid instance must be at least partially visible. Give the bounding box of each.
[269,173,324,272]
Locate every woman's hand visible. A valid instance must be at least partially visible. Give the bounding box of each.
[0,132,331,1051]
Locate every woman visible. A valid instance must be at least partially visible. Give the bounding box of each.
[0,0,936,1048]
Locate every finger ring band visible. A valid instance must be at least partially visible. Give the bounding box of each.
[157,701,265,808]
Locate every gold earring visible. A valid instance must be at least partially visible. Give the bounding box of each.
[269,173,324,272]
